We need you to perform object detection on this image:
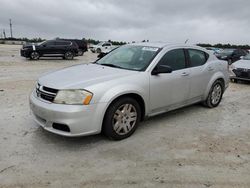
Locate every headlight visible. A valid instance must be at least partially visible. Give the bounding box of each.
[229,64,236,76]
[229,64,235,71]
[53,90,93,105]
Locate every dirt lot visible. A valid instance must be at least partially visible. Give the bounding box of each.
[0,44,250,188]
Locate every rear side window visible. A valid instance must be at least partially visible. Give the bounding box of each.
[158,49,186,71]
[188,49,208,67]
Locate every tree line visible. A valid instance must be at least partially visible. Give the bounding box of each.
[1,37,127,45]
[197,43,250,49]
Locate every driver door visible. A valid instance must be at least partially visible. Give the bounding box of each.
[149,49,190,113]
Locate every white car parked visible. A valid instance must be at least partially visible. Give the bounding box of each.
[91,42,116,53]
[230,53,250,82]
[30,43,229,140]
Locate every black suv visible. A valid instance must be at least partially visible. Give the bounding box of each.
[215,49,248,64]
[59,39,88,56]
[20,40,79,60]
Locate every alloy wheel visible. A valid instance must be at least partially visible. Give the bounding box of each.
[211,84,222,105]
[112,104,137,135]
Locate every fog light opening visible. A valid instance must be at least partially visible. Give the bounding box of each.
[52,123,70,132]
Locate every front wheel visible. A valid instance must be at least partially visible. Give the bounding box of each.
[64,51,74,60]
[30,51,40,60]
[203,80,224,108]
[96,48,101,53]
[103,97,141,140]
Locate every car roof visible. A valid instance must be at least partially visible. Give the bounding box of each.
[127,42,205,50]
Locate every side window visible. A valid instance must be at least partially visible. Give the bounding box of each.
[45,41,55,46]
[188,49,208,67]
[158,49,186,71]
[55,41,70,46]
[103,43,111,47]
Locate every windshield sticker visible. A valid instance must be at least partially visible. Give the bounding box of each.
[142,47,159,52]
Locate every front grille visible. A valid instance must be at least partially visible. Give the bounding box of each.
[233,68,250,79]
[36,83,58,102]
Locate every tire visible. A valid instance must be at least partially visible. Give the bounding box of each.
[64,51,74,60]
[203,80,224,108]
[103,97,141,140]
[230,78,238,83]
[30,51,40,60]
[96,48,101,53]
[78,50,84,56]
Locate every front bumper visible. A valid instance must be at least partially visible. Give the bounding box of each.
[230,68,250,81]
[20,49,30,57]
[29,91,107,137]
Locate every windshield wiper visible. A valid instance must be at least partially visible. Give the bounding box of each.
[99,63,124,69]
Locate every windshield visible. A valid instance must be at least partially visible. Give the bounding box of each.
[97,42,105,46]
[96,45,160,71]
[243,54,250,60]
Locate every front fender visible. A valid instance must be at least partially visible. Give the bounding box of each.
[99,84,149,115]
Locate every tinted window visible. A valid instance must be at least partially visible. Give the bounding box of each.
[103,43,111,46]
[44,41,55,46]
[158,49,186,71]
[55,41,70,46]
[188,49,207,67]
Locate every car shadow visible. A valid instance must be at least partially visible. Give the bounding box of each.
[231,80,250,85]
[31,103,205,151]
[24,57,80,61]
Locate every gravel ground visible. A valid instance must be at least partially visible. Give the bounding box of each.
[0,44,250,188]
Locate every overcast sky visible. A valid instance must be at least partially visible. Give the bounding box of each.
[0,0,249,44]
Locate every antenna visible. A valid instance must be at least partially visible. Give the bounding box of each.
[9,19,13,38]
[185,39,189,44]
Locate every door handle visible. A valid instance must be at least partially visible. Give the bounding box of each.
[181,72,189,76]
[208,67,214,71]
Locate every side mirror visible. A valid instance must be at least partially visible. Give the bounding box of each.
[152,65,172,75]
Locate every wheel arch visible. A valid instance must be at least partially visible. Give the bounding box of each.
[203,72,227,100]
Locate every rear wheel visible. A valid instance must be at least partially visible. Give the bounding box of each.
[78,50,84,56]
[103,97,141,140]
[30,51,40,60]
[203,80,224,108]
[64,51,74,60]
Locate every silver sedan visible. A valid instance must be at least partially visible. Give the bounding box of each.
[30,43,229,140]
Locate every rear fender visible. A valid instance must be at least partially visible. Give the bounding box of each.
[203,72,227,100]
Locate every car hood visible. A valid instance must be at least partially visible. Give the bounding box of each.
[38,63,137,89]
[233,60,250,69]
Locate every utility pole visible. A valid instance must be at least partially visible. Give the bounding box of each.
[9,19,13,38]
[3,29,6,39]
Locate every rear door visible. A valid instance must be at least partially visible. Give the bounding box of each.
[186,49,213,101]
[55,41,70,55]
[150,48,190,112]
